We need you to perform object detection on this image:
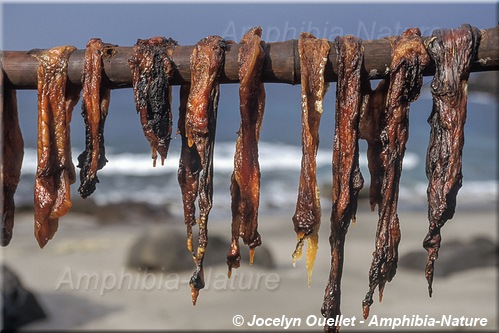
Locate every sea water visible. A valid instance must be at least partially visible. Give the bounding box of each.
[13,84,497,217]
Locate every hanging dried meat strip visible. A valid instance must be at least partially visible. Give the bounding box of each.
[227,27,266,277]
[29,46,80,248]
[321,35,364,333]
[359,79,389,212]
[177,83,199,263]
[129,36,177,167]
[77,38,115,198]
[424,24,480,297]
[179,36,225,305]
[291,32,330,286]
[362,28,430,319]
[1,85,24,246]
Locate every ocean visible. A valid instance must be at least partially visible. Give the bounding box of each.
[13,82,498,218]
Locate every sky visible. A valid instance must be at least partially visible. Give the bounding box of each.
[1,2,497,150]
[1,4,496,328]
[2,2,497,50]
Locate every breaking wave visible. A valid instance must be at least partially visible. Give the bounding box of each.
[22,141,420,177]
[17,141,495,213]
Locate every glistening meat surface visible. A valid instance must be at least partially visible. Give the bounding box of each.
[362,28,430,319]
[77,38,115,198]
[179,35,226,305]
[292,32,330,286]
[321,35,364,333]
[129,36,176,166]
[424,24,480,297]
[227,27,266,276]
[178,83,199,262]
[29,46,80,248]
[359,78,389,212]
[1,87,24,246]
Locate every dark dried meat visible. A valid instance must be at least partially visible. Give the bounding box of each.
[77,38,115,198]
[424,24,480,297]
[1,86,24,246]
[291,32,330,286]
[227,27,266,277]
[362,28,430,319]
[321,35,364,333]
[359,79,389,212]
[178,83,199,263]
[129,36,176,166]
[178,35,225,305]
[29,46,80,248]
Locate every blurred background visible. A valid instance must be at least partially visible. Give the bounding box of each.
[1,1,497,331]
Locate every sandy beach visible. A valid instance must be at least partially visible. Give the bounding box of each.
[1,198,496,332]
[2,2,497,330]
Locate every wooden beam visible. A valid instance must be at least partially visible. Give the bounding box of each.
[2,26,498,90]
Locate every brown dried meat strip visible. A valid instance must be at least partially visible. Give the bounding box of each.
[1,86,24,246]
[321,35,364,333]
[424,24,480,297]
[29,46,80,248]
[178,83,199,263]
[227,27,266,277]
[77,38,115,198]
[129,36,176,167]
[362,28,430,319]
[180,36,225,305]
[291,32,330,286]
[359,79,389,212]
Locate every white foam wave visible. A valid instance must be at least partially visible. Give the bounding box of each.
[89,178,497,209]
[20,148,38,174]
[201,141,420,173]
[398,180,498,202]
[100,152,180,176]
[20,141,421,176]
[467,91,498,106]
[17,146,496,210]
[456,180,498,200]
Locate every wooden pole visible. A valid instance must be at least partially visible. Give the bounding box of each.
[2,26,498,90]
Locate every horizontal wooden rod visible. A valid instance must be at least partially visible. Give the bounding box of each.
[1,25,498,90]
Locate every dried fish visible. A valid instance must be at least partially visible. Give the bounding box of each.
[292,32,330,285]
[362,28,430,319]
[129,36,176,166]
[424,24,480,297]
[179,36,226,305]
[227,27,266,276]
[77,38,115,198]
[322,35,364,333]
[1,86,24,246]
[30,46,80,248]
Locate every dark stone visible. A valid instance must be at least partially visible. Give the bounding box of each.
[126,226,275,272]
[2,264,47,329]
[399,235,498,277]
[70,197,175,225]
[126,227,193,272]
[93,201,174,225]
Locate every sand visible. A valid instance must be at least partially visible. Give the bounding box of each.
[1,202,496,331]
